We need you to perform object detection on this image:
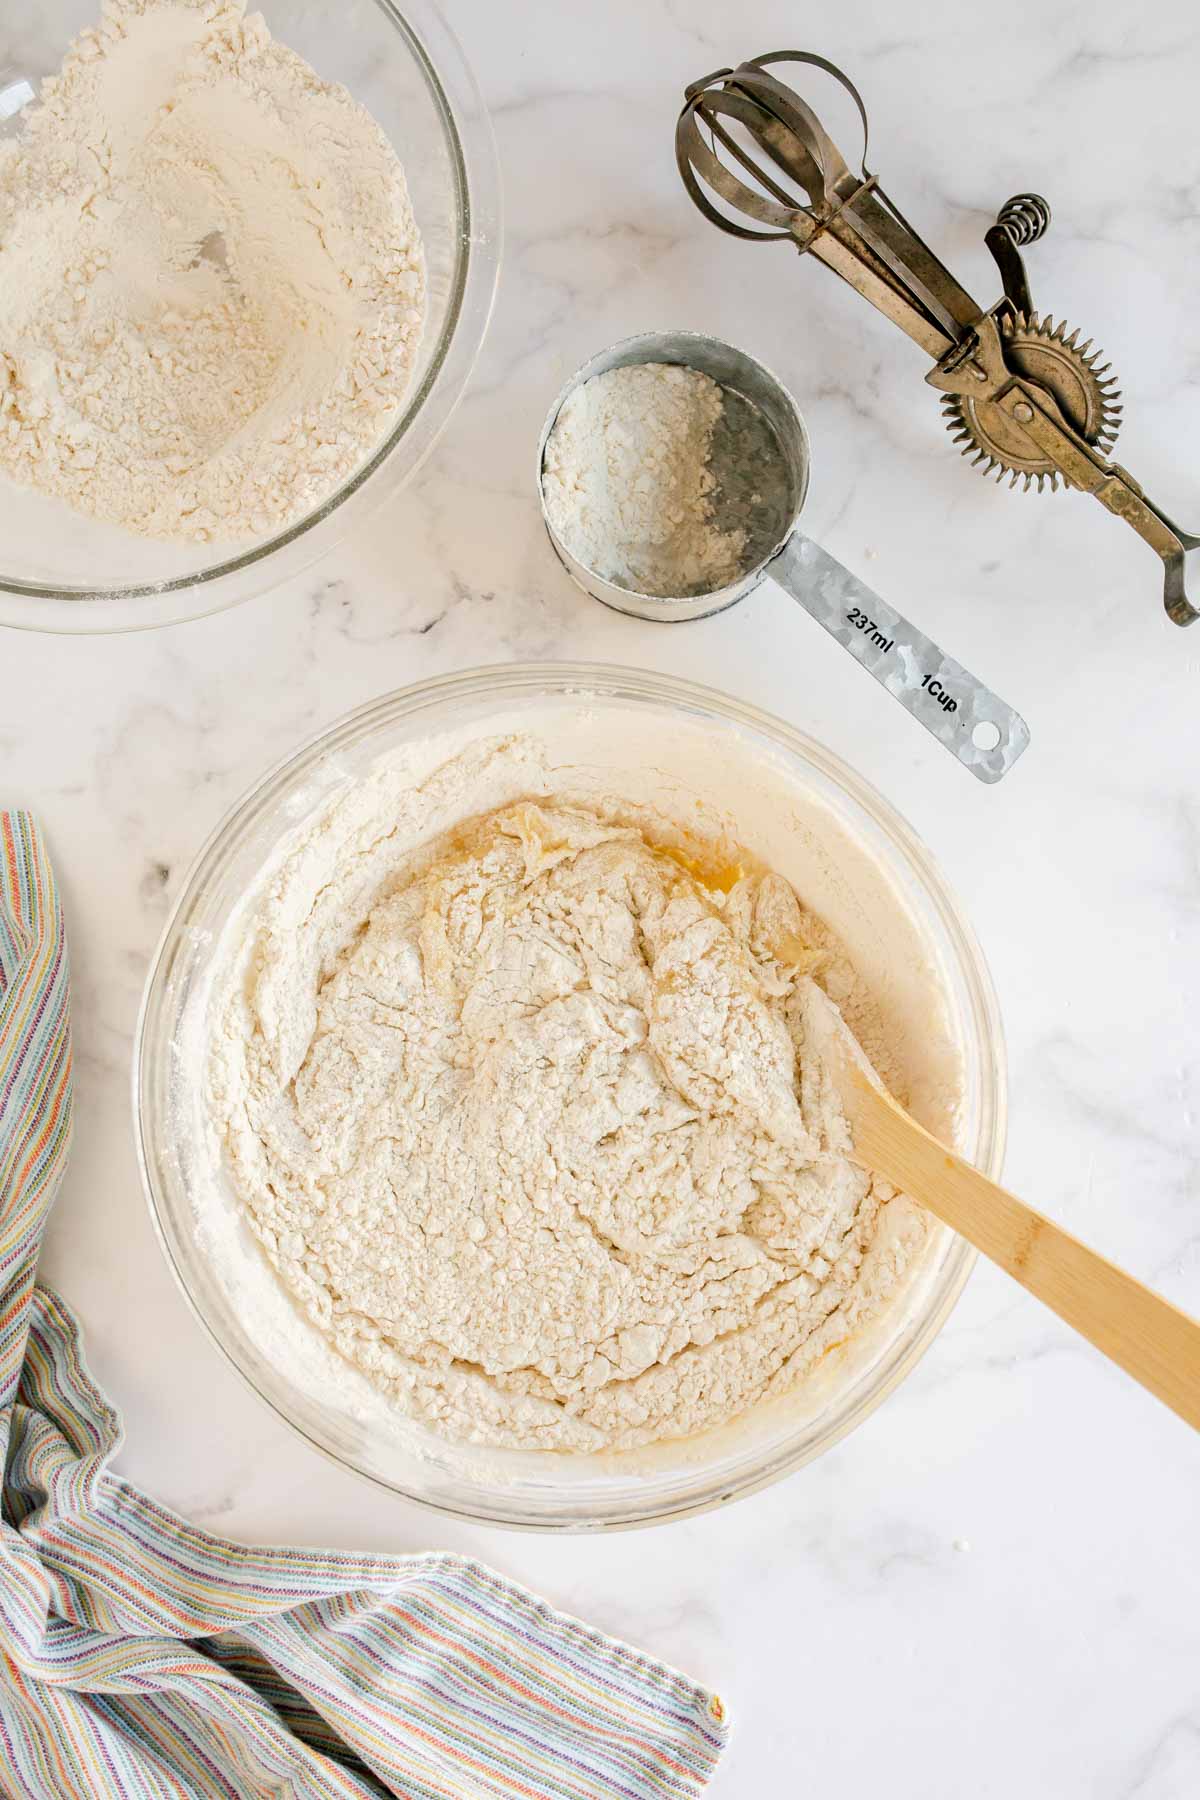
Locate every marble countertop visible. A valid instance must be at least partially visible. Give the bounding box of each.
[6,0,1200,1791]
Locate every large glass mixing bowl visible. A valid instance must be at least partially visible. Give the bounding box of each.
[136,665,1007,1530]
[0,0,500,632]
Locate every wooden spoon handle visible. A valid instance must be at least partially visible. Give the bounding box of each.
[843,1062,1200,1432]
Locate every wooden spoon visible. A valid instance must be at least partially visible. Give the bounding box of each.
[802,982,1200,1432]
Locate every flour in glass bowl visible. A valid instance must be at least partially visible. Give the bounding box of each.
[0,0,425,543]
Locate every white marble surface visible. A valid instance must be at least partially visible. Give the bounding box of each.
[5,0,1200,1791]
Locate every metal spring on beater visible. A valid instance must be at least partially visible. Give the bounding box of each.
[995,193,1050,245]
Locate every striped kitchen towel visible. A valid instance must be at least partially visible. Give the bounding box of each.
[0,812,728,1799]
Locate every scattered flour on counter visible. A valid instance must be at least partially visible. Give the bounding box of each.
[208,742,933,1454]
[542,362,747,597]
[0,0,425,542]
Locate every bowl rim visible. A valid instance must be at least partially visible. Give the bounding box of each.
[135,661,1007,1529]
[0,0,502,633]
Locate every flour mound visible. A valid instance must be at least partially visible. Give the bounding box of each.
[0,0,425,543]
[542,362,748,597]
[210,791,926,1452]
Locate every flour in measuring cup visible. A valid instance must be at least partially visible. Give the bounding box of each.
[542,362,748,597]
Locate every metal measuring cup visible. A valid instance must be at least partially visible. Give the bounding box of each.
[537,331,1029,783]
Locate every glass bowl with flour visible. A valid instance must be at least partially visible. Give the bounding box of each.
[137,665,1006,1529]
[0,0,499,631]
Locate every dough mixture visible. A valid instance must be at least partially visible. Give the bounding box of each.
[210,736,937,1452]
[0,0,425,542]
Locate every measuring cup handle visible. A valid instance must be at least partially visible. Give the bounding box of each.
[771,533,1030,783]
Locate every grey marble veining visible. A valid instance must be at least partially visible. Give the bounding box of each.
[4,1,1200,1792]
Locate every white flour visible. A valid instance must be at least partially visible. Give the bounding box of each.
[207,730,954,1453]
[542,363,747,596]
[0,0,425,542]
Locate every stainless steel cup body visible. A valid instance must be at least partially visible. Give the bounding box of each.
[538,331,810,622]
